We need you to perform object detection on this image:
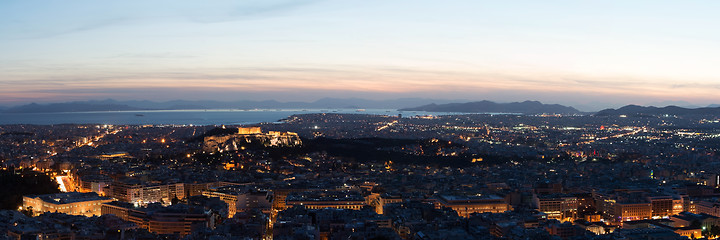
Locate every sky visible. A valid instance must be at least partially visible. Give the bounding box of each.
[1,0,719,111]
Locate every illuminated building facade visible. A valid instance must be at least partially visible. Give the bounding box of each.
[96,152,131,161]
[595,191,690,222]
[368,193,403,214]
[614,202,652,222]
[101,201,209,236]
[23,192,113,217]
[202,185,272,218]
[271,188,309,210]
[670,212,720,234]
[533,194,578,221]
[77,174,112,196]
[108,179,143,203]
[109,179,185,204]
[434,195,510,218]
[237,127,262,135]
[285,191,366,210]
[648,195,674,218]
[185,181,235,197]
[696,200,720,217]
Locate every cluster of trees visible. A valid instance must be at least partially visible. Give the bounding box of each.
[0,168,59,210]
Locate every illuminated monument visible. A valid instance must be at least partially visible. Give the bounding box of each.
[203,127,302,152]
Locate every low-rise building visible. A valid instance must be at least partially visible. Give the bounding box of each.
[202,185,271,218]
[101,201,210,236]
[614,202,652,222]
[77,174,112,195]
[23,192,113,217]
[534,194,578,221]
[434,194,511,217]
[108,178,185,204]
[285,190,366,210]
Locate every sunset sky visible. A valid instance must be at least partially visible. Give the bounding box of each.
[1,0,719,110]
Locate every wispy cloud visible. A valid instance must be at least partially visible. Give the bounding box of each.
[185,0,323,24]
[106,53,197,59]
[670,83,720,89]
[1,65,716,101]
[10,17,126,40]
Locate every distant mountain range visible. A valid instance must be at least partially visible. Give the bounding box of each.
[3,99,719,116]
[399,100,581,114]
[3,102,144,113]
[1,98,466,113]
[595,105,720,117]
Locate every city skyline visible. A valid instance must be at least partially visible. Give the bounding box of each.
[4,2,720,238]
[2,1,719,109]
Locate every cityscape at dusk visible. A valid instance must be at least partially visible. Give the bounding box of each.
[2,1,720,240]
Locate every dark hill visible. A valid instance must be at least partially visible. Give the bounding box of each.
[595,105,720,117]
[188,127,240,142]
[399,100,580,114]
[4,102,144,113]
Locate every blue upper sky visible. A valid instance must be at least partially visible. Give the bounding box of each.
[1,0,718,110]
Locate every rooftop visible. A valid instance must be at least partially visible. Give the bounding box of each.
[286,191,365,202]
[438,194,504,202]
[26,192,111,204]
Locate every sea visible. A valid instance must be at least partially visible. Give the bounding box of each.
[0,109,458,125]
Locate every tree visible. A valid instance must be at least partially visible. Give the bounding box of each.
[0,169,59,210]
[689,220,701,228]
[710,225,720,238]
[20,206,33,217]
